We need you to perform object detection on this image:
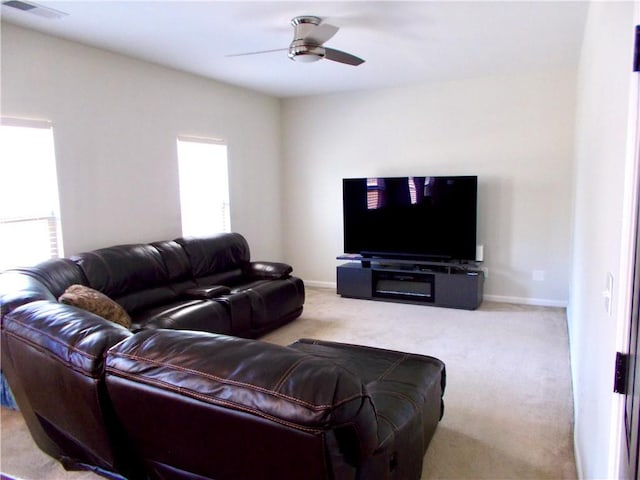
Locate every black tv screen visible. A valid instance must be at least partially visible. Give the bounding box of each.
[342,176,478,261]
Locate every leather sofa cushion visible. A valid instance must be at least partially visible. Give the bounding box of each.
[289,338,446,477]
[59,284,132,329]
[72,244,169,298]
[150,240,193,282]
[196,269,244,288]
[130,299,231,334]
[230,277,305,330]
[71,244,186,314]
[175,234,250,279]
[114,286,178,314]
[290,339,446,388]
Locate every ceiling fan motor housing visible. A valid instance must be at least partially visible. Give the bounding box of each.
[291,15,322,38]
[289,15,324,62]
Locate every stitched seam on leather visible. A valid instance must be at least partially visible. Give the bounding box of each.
[349,419,375,460]
[287,350,358,375]
[300,339,404,354]
[376,415,396,446]
[370,389,420,413]
[320,432,328,475]
[378,355,407,381]
[375,368,443,390]
[377,412,398,432]
[109,351,363,410]
[272,356,307,392]
[108,369,324,434]
[4,329,100,378]
[5,317,99,360]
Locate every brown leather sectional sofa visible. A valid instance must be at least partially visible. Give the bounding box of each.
[0,232,446,480]
[0,233,305,339]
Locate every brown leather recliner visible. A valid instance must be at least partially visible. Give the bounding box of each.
[1,300,144,478]
[171,234,305,338]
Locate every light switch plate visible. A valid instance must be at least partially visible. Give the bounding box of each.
[603,272,614,316]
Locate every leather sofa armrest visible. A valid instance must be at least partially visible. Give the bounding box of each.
[0,272,56,321]
[246,261,292,280]
[182,285,231,299]
[4,300,132,375]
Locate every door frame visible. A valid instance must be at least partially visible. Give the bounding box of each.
[610,8,640,479]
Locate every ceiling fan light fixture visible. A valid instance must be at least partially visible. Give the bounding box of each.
[288,42,325,63]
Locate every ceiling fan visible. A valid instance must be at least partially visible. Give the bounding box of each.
[228,16,365,66]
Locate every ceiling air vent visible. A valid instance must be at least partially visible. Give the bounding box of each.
[2,0,67,19]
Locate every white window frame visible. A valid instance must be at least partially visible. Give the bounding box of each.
[176,136,231,237]
[0,117,63,270]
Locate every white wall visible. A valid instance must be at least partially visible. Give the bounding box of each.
[568,2,636,478]
[282,70,577,305]
[1,23,283,260]
[4,6,637,478]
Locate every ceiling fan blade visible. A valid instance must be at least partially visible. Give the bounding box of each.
[303,23,339,45]
[226,48,288,58]
[324,47,365,66]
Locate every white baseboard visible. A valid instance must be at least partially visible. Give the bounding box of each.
[483,294,568,308]
[304,280,336,289]
[302,281,568,308]
[574,431,584,480]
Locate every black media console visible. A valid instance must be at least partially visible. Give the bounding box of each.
[336,255,484,310]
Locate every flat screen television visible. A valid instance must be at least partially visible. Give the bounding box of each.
[342,175,478,262]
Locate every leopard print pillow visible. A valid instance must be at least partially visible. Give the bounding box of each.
[59,284,131,329]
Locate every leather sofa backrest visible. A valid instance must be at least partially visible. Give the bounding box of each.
[2,300,138,475]
[2,234,257,319]
[71,244,179,313]
[175,233,250,284]
[191,269,245,288]
[72,244,168,297]
[150,240,193,282]
[150,240,198,295]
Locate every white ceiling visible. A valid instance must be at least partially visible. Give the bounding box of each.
[0,1,589,98]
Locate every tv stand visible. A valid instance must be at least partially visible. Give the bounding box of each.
[336,255,484,310]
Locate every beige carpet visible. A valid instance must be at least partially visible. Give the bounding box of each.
[1,286,577,479]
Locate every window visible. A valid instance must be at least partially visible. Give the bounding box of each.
[0,118,63,271]
[177,137,230,236]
